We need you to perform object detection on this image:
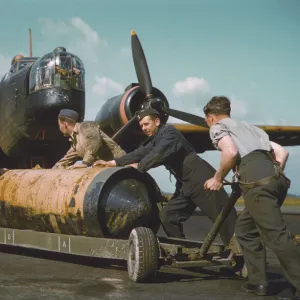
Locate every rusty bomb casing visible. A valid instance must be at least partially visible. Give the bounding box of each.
[0,167,161,238]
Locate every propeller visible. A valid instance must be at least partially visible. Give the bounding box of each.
[131,30,153,98]
[131,30,208,128]
[112,30,208,143]
[163,107,208,128]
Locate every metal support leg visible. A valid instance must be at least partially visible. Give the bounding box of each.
[198,182,241,258]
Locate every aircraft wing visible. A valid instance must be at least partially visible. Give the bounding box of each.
[173,124,300,153]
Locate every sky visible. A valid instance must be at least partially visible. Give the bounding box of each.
[0,0,300,194]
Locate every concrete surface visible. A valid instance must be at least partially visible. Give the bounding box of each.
[0,214,299,300]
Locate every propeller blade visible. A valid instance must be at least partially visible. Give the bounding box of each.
[163,107,208,128]
[112,117,138,144]
[131,30,153,97]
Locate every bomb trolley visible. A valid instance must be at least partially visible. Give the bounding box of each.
[127,181,246,282]
[0,178,244,283]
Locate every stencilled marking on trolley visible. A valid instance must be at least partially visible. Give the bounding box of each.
[58,235,71,253]
[4,229,15,245]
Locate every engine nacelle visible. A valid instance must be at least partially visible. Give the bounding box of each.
[94,84,169,148]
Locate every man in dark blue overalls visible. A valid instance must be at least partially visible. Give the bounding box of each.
[94,108,239,253]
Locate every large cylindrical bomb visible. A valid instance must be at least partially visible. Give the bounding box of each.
[0,167,162,238]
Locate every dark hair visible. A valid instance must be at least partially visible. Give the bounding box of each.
[11,54,24,65]
[203,96,231,116]
[58,116,77,125]
[148,114,160,121]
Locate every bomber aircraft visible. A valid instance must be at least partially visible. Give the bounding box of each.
[1,30,300,170]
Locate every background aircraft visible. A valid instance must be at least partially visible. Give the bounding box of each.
[1,30,300,169]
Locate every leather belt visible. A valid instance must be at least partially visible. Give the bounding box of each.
[236,163,290,189]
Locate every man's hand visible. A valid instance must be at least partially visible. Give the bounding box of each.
[72,67,81,75]
[127,163,138,169]
[67,163,88,170]
[270,141,289,171]
[204,177,223,191]
[93,160,116,167]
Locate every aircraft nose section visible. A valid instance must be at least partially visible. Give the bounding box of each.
[99,175,160,238]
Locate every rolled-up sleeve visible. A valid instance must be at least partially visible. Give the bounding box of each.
[210,123,230,150]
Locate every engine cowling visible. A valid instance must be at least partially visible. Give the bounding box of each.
[94,84,169,151]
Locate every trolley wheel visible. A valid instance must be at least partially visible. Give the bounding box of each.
[127,227,159,282]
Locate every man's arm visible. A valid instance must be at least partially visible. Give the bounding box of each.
[80,124,127,168]
[204,135,238,191]
[80,127,105,166]
[214,135,239,180]
[137,126,182,172]
[98,129,126,159]
[115,142,153,166]
[270,141,289,171]
[94,126,181,169]
[52,147,80,169]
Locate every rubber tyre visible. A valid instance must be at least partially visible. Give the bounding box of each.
[127,227,159,282]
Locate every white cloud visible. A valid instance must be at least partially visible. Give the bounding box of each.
[0,53,11,78]
[169,78,248,123]
[39,17,107,64]
[92,76,124,98]
[70,17,101,46]
[230,96,248,118]
[173,77,209,97]
[167,77,210,123]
